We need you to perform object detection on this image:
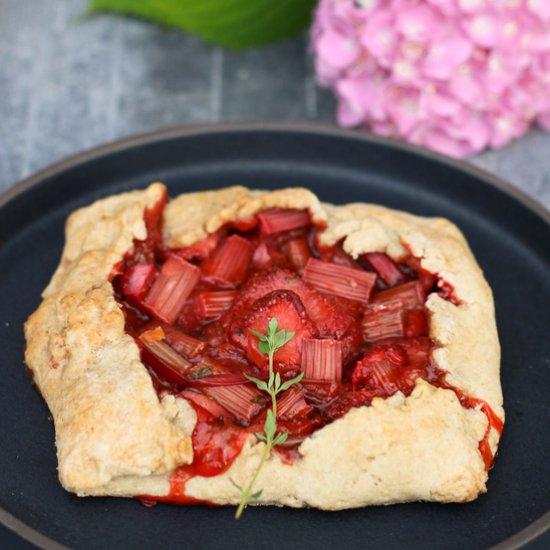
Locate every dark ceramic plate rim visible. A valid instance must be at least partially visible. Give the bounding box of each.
[1,121,549,550]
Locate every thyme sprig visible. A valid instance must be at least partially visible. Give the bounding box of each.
[233,317,303,519]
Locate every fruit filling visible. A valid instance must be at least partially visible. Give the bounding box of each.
[111,195,503,504]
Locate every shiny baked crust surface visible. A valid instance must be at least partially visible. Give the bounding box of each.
[24,184,503,508]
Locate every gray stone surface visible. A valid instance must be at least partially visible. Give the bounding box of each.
[1,0,549,210]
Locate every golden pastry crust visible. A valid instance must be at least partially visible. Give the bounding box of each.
[24,184,503,507]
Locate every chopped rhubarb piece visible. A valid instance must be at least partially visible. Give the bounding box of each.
[257,208,310,235]
[240,290,318,371]
[371,281,424,309]
[121,263,156,304]
[362,302,405,342]
[301,339,343,381]
[277,387,313,420]
[365,252,404,286]
[203,384,265,424]
[202,234,254,288]
[403,309,429,338]
[189,372,249,387]
[179,390,231,420]
[195,290,238,321]
[284,238,311,272]
[139,328,191,385]
[303,258,376,303]
[155,323,206,358]
[144,255,200,324]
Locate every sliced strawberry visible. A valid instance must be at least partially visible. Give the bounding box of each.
[224,268,356,344]
[403,309,429,338]
[364,252,405,287]
[323,390,374,421]
[252,243,273,271]
[351,344,407,394]
[251,242,289,271]
[240,290,317,372]
[284,238,311,272]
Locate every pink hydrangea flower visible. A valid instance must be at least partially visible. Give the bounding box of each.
[311,0,550,157]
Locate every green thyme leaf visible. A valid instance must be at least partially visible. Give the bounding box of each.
[273,431,289,446]
[244,374,269,392]
[274,371,282,392]
[279,371,304,393]
[251,490,263,500]
[264,409,276,440]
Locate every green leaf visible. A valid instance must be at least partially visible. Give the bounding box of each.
[267,317,278,337]
[89,0,317,50]
[264,409,276,441]
[244,374,268,392]
[255,432,267,442]
[248,328,267,342]
[251,489,263,500]
[258,340,270,355]
[279,371,304,392]
[274,371,282,392]
[273,431,288,446]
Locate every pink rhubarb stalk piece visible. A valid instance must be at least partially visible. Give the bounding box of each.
[144,255,200,324]
[365,252,404,287]
[139,327,191,385]
[203,384,264,424]
[121,263,156,303]
[202,234,254,287]
[303,258,376,302]
[362,302,405,342]
[158,323,207,358]
[257,208,310,235]
[195,290,238,321]
[301,338,343,381]
[277,386,313,419]
[371,281,425,308]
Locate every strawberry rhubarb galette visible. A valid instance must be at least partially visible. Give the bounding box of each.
[24,184,504,512]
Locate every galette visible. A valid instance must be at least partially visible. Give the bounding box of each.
[24,184,504,510]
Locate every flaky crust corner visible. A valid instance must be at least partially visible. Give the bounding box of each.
[24,184,503,507]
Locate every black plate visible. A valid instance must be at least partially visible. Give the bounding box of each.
[1,123,549,550]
